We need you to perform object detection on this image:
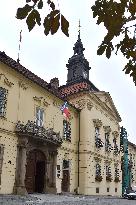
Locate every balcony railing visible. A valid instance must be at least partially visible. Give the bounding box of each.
[15,120,63,146]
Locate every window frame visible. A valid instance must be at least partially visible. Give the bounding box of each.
[36,107,44,127]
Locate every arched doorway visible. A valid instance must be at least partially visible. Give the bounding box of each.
[25,149,46,193]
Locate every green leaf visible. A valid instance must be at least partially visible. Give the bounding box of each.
[51,13,60,34]
[38,0,43,9]
[26,0,31,2]
[16,4,32,20]
[106,46,111,59]
[26,11,36,31]
[97,44,107,55]
[43,15,51,36]
[61,15,69,37]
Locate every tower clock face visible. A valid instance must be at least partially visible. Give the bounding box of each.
[83,70,87,79]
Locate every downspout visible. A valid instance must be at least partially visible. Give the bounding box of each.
[77,110,81,194]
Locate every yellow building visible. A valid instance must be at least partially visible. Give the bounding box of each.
[0,34,122,196]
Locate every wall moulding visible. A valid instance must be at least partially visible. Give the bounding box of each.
[93,119,102,128]
[0,73,14,87]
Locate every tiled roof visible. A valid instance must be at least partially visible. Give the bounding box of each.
[0,51,79,111]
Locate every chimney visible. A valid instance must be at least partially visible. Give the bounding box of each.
[50,78,59,90]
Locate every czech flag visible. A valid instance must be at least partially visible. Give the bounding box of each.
[60,102,71,120]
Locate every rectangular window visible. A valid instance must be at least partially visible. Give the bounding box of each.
[96,187,99,193]
[0,87,7,117]
[107,187,110,192]
[115,188,117,192]
[36,107,44,127]
[63,120,71,141]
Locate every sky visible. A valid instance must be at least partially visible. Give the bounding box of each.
[0,0,136,143]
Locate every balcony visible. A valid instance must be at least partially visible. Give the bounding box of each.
[15,120,63,146]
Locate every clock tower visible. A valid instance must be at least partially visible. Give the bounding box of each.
[66,26,91,84]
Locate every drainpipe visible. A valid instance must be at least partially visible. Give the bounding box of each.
[77,110,81,194]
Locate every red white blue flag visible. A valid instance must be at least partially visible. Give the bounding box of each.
[60,102,71,120]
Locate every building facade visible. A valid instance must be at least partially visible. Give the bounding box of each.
[0,33,123,196]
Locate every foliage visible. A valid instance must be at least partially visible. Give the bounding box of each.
[16,0,69,36]
[91,0,136,85]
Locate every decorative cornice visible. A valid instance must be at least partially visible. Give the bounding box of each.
[93,119,102,128]
[18,80,28,90]
[103,126,111,133]
[112,131,119,138]
[0,73,14,87]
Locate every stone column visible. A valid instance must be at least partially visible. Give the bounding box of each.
[13,137,28,195]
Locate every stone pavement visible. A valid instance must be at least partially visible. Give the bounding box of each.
[0,194,136,205]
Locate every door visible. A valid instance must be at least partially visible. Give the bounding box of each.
[25,149,46,193]
[62,170,70,192]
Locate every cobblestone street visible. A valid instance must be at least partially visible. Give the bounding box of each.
[0,194,136,205]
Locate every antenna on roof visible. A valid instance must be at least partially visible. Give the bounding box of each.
[17,30,22,63]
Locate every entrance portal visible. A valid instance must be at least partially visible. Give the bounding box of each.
[25,149,46,193]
